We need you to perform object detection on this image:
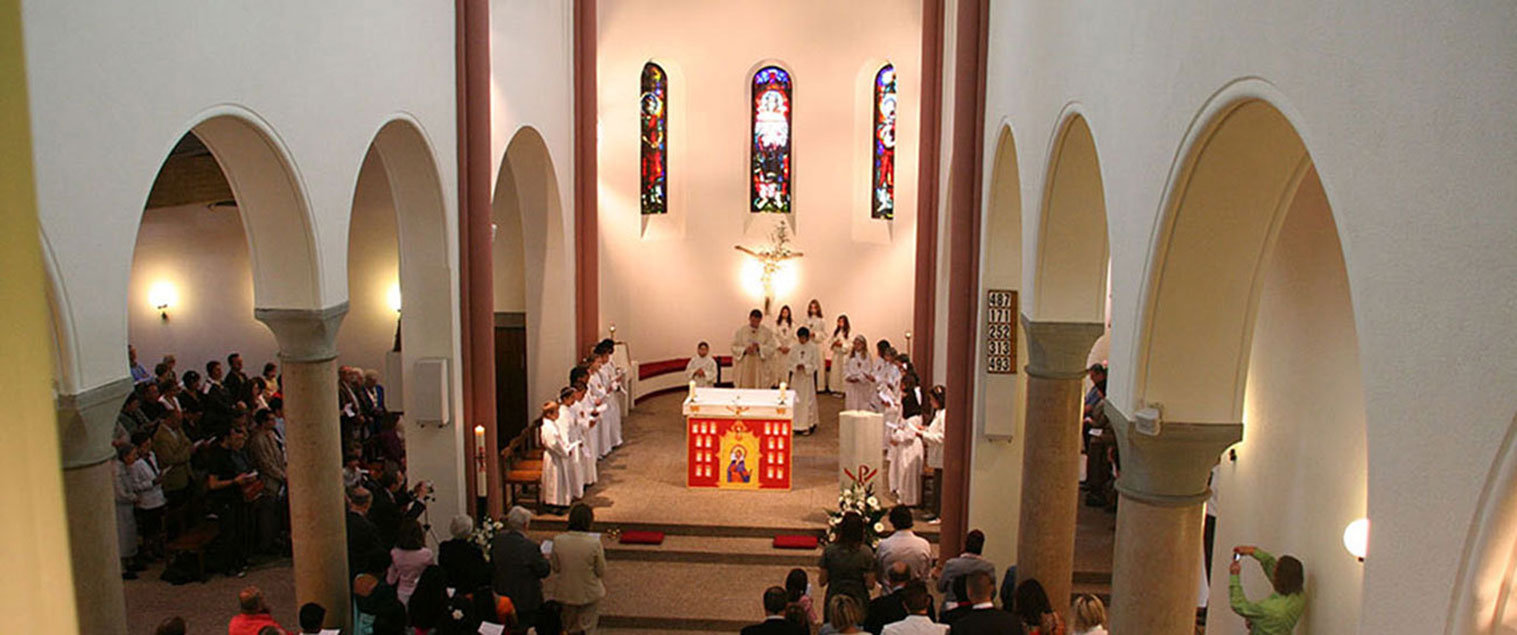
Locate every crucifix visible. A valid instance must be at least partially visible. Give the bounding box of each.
[735,219,804,315]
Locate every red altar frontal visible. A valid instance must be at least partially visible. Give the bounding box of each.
[683,387,794,490]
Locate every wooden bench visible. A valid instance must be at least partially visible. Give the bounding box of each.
[165,521,220,582]
[501,420,544,512]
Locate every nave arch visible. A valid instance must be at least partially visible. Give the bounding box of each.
[492,125,575,439]
[1449,412,1517,634]
[344,117,464,521]
[1031,111,1110,325]
[1123,91,1368,633]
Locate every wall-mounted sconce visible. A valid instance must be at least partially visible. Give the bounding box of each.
[148,281,177,321]
[609,322,617,341]
[1343,517,1369,562]
[386,283,402,314]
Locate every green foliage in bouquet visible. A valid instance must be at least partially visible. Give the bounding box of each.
[826,464,890,548]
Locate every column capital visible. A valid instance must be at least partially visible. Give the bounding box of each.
[1106,402,1242,506]
[56,376,135,469]
[255,303,349,363]
[1020,315,1104,379]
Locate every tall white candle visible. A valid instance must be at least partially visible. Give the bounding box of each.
[474,424,487,497]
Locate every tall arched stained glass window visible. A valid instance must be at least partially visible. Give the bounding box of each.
[640,62,668,215]
[872,64,897,220]
[751,65,792,213]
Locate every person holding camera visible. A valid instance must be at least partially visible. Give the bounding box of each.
[368,464,431,549]
[1228,545,1306,634]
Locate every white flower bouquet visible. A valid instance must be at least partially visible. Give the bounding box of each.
[826,464,890,548]
[471,516,504,561]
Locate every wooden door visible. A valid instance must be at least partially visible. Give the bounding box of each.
[493,312,528,450]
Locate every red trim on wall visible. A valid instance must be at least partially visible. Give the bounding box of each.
[573,0,599,353]
[913,0,946,385]
[638,358,690,380]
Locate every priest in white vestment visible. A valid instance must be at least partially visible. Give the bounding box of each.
[540,400,578,508]
[731,309,776,389]
[789,328,821,434]
[685,342,718,388]
[842,335,875,411]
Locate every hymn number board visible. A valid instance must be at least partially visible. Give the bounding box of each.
[985,289,1017,374]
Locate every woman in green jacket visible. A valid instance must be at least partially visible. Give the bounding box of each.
[1229,545,1306,634]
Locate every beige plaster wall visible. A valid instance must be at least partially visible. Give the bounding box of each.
[595,0,923,363]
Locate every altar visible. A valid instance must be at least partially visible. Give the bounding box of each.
[682,387,795,490]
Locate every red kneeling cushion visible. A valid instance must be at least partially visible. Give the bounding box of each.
[772,535,819,549]
[618,530,665,545]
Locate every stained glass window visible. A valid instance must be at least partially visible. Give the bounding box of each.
[640,62,668,215]
[751,65,792,213]
[872,64,897,220]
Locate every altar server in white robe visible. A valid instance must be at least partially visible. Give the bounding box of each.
[731,309,776,389]
[919,385,947,520]
[789,327,821,435]
[569,367,602,466]
[595,340,626,448]
[540,399,579,508]
[871,340,901,413]
[804,300,828,390]
[828,315,853,394]
[880,386,904,492]
[842,335,875,411]
[587,359,617,457]
[685,341,718,388]
[891,403,926,506]
[770,305,796,389]
[567,381,596,493]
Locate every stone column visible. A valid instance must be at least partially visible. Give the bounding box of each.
[1107,403,1241,634]
[56,377,135,635]
[256,304,350,631]
[1015,318,1103,615]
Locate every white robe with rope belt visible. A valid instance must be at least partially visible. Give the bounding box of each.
[540,415,578,507]
[891,414,925,505]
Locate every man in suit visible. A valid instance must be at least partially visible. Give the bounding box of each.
[490,505,551,629]
[224,352,249,406]
[867,561,937,634]
[741,586,807,635]
[345,487,384,580]
[883,580,948,635]
[937,529,996,610]
[367,465,429,548]
[947,571,1021,635]
[200,360,240,439]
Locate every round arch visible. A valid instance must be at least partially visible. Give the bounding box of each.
[1449,413,1517,634]
[188,109,322,311]
[1134,92,1369,633]
[1031,110,1109,323]
[493,125,573,430]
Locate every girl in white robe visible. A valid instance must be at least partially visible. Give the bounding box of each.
[879,388,904,493]
[828,316,852,394]
[789,328,821,434]
[685,342,718,387]
[540,401,578,508]
[596,349,626,448]
[871,342,901,413]
[571,389,598,489]
[920,386,946,519]
[588,361,617,458]
[770,305,796,389]
[842,336,874,412]
[804,300,828,391]
[891,410,925,506]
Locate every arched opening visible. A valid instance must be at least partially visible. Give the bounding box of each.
[969,125,1027,569]
[117,111,320,631]
[1448,413,1517,634]
[1033,114,1109,325]
[492,126,573,446]
[343,118,461,521]
[1136,98,1368,632]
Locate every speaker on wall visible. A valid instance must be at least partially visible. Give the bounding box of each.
[412,357,450,426]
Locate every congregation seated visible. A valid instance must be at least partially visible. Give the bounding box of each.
[1009,578,1061,635]
[937,530,995,610]
[946,571,1021,634]
[438,514,491,592]
[882,580,947,635]
[877,506,932,582]
[742,586,808,635]
[297,602,327,634]
[866,562,937,634]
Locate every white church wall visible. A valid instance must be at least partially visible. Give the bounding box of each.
[595,0,923,366]
[985,2,1517,630]
[1207,168,1367,633]
[490,0,578,407]
[127,203,279,375]
[339,149,403,378]
[21,1,459,395]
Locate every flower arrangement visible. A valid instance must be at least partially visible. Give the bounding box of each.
[471,516,504,561]
[826,464,890,548]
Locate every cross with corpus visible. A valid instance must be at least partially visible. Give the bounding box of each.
[735,219,804,315]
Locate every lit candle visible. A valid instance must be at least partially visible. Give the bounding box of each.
[689,380,696,393]
[473,425,487,497]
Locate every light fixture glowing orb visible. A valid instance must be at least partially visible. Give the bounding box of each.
[386,283,402,313]
[738,258,799,304]
[148,281,177,312]
[1343,517,1369,560]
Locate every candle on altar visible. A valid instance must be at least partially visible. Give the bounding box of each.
[473,424,487,497]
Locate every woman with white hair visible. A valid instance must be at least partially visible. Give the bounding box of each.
[437,514,490,593]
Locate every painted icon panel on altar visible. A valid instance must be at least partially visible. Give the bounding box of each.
[686,418,791,490]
